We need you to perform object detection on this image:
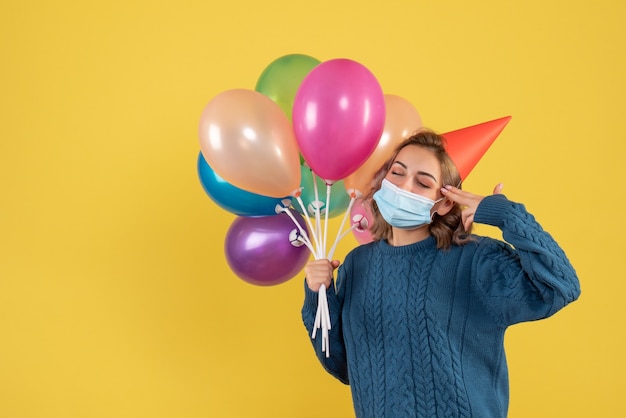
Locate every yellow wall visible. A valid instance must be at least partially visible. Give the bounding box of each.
[1,1,624,417]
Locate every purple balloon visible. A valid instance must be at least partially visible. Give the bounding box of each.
[224,212,311,286]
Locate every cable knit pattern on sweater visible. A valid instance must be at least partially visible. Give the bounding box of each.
[302,194,580,418]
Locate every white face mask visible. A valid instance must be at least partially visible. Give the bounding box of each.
[373,179,444,230]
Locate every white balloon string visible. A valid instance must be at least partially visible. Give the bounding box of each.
[311,283,332,358]
[294,196,322,258]
[307,175,330,356]
[311,284,326,338]
[311,171,323,259]
[321,286,330,357]
[328,224,357,261]
[323,183,332,256]
[327,196,356,260]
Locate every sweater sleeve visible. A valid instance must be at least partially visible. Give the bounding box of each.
[471,194,581,326]
[301,266,350,384]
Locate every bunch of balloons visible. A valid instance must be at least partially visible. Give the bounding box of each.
[197,54,426,287]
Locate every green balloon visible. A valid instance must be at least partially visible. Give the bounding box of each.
[255,54,321,121]
[297,166,351,219]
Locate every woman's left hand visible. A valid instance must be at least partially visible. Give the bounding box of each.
[441,183,503,231]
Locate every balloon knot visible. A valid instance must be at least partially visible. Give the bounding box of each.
[347,188,362,199]
[291,187,303,198]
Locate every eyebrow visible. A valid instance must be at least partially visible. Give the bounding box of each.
[392,161,438,182]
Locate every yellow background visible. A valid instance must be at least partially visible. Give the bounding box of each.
[1,1,624,417]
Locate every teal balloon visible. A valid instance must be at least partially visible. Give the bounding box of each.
[297,165,350,219]
[197,152,290,216]
[255,54,321,121]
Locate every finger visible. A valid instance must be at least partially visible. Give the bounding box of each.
[306,278,321,292]
[306,275,331,292]
[493,183,503,195]
[440,185,463,203]
[441,186,479,206]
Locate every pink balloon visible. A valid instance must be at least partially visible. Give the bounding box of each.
[350,198,374,245]
[292,59,386,182]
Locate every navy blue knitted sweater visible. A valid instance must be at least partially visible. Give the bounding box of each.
[302,194,580,418]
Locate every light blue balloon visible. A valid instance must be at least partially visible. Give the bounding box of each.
[197,152,290,216]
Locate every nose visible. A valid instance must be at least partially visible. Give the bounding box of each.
[397,177,414,193]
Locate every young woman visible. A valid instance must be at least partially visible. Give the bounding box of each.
[302,129,580,418]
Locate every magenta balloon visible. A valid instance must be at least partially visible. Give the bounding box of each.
[224,212,311,286]
[292,59,386,182]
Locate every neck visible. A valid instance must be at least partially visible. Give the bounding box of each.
[390,225,431,246]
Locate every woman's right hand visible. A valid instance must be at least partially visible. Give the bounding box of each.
[304,259,340,292]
